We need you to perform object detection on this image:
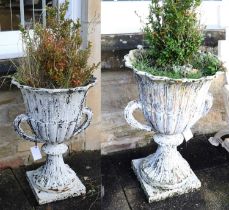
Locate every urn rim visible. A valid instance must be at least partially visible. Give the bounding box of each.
[11,76,96,93]
[125,49,220,84]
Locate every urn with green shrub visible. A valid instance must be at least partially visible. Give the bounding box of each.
[124,0,225,202]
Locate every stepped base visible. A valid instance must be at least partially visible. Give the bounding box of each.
[26,170,86,205]
[132,158,201,203]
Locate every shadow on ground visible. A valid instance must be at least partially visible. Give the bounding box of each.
[102,134,229,210]
[0,151,101,210]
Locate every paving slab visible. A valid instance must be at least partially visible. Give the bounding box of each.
[197,164,229,210]
[67,151,101,178]
[101,157,131,210]
[178,134,229,170]
[102,134,229,210]
[0,169,33,210]
[124,187,206,210]
[124,164,229,210]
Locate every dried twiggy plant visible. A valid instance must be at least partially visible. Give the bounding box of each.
[14,1,99,88]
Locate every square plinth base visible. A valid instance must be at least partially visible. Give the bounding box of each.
[26,170,86,205]
[132,158,201,203]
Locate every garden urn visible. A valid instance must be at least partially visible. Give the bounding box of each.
[124,50,214,202]
[12,77,96,204]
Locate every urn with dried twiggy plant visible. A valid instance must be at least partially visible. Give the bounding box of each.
[12,1,98,204]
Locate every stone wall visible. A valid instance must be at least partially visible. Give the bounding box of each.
[0,87,25,167]
[101,30,227,154]
[101,30,225,70]
[0,0,101,168]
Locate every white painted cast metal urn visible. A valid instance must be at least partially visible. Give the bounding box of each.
[12,77,96,204]
[124,50,214,203]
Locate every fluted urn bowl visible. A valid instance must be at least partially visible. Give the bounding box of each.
[12,77,96,204]
[12,78,96,144]
[124,49,215,202]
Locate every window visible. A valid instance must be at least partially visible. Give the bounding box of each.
[0,0,81,60]
[101,0,228,34]
[0,0,56,32]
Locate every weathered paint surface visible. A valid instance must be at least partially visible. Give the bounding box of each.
[26,169,86,205]
[124,49,214,202]
[12,78,96,204]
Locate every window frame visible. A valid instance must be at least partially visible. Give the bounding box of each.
[0,0,82,60]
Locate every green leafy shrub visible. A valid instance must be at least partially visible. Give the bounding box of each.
[14,1,99,88]
[192,52,225,76]
[133,50,225,79]
[133,0,225,78]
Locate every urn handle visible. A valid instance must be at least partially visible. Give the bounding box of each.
[13,114,42,143]
[73,107,93,136]
[124,100,152,132]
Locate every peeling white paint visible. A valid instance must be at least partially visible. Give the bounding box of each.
[124,49,214,202]
[12,78,96,204]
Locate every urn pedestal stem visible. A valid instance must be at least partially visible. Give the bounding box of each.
[131,134,201,202]
[26,143,86,204]
[31,143,79,193]
[125,103,203,202]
